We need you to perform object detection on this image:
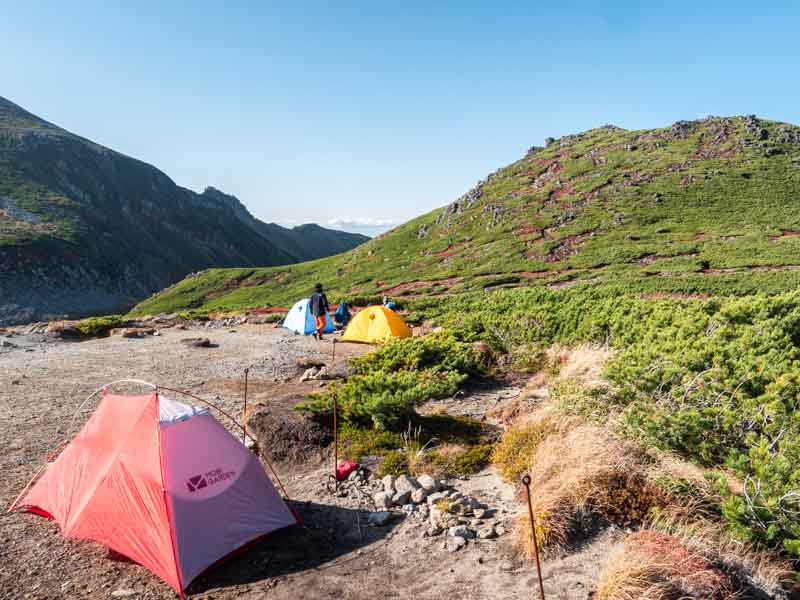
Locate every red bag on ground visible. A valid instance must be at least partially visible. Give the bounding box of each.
[336,460,359,481]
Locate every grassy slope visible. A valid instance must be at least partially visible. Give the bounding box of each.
[131,115,800,316]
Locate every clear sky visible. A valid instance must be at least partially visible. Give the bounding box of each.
[2,2,799,236]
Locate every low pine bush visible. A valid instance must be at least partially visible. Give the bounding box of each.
[412,287,800,556]
[296,332,484,429]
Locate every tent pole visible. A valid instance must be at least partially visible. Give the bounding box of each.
[522,474,546,600]
[6,440,67,513]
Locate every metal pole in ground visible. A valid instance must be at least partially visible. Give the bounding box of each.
[522,474,546,600]
[242,367,249,443]
[332,394,339,489]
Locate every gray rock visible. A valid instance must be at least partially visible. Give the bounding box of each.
[410,487,428,504]
[417,474,439,493]
[402,503,416,513]
[446,536,467,552]
[394,474,420,495]
[495,524,506,536]
[473,508,487,519]
[382,474,396,494]
[392,490,411,506]
[368,511,392,526]
[111,591,138,599]
[448,525,475,540]
[425,525,443,537]
[373,491,392,509]
[499,560,515,572]
[426,491,447,505]
[477,526,497,539]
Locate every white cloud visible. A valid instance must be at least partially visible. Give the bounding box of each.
[325,217,400,228]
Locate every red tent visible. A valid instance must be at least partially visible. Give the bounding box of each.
[11,392,297,596]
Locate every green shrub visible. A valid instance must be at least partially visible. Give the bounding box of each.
[453,444,493,473]
[297,331,483,430]
[297,368,467,429]
[379,450,409,476]
[349,331,486,376]
[74,315,125,337]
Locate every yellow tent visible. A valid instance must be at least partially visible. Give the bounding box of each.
[341,306,412,344]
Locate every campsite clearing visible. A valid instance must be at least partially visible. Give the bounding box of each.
[1,324,611,599]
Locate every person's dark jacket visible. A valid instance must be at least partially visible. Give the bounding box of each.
[309,292,329,317]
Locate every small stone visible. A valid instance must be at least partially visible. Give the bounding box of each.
[473,508,487,519]
[410,488,428,504]
[426,491,446,505]
[373,491,392,509]
[426,525,443,537]
[499,561,515,572]
[448,525,475,540]
[382,474,396,494]
[417,474,439,493]
[392,490,411,506]
[402,503,415,513]
[446,536,467,552]
[394,474,420,495]
[477,526,497,540]
[111,591,138,599]
[495,525,506,536]
[368,511,392,526]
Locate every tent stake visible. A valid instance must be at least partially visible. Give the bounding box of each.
[332,394,339,489]
[522,474,546,600]
[242,368,250,443]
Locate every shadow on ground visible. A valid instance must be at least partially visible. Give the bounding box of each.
[186,500,400,594]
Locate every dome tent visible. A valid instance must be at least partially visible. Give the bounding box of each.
[282,298,335,335]
[9,388,297,597]
[341,305,412,344]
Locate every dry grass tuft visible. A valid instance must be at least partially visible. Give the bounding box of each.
[552,343,610,387]
[597,531,738,600]
[510,420,665,557]
[648,508,795,598]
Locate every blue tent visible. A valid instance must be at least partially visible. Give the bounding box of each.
[283,298,335,335]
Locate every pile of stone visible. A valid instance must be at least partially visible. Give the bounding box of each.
[371,474,504,552]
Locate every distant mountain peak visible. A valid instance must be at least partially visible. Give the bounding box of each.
[0,96,368,325]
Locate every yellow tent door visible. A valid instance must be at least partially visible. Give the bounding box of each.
[341,306,412,343]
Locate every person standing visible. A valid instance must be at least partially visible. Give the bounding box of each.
[309,283,330,340]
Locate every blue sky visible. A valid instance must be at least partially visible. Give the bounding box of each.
[2,2,799,236]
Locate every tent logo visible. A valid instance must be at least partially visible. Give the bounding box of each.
[186,468,236,492]
[186,475,208,492]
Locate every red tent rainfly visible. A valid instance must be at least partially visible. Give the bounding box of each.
[11,391,297,596]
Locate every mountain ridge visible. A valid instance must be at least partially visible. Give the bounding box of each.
[0,96,368,325]
[132,114,800,316]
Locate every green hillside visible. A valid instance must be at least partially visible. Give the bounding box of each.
[132,115,800,316]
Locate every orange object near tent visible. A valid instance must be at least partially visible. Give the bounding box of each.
[341,305,412,343]
[10,391,297,597]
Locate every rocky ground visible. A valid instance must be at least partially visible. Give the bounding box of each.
[0,324,619,599]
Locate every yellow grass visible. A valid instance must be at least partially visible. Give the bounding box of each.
[597,531,738,600]
[510,419,664,557]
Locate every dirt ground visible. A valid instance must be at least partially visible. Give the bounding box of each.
[0,325,618,599]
